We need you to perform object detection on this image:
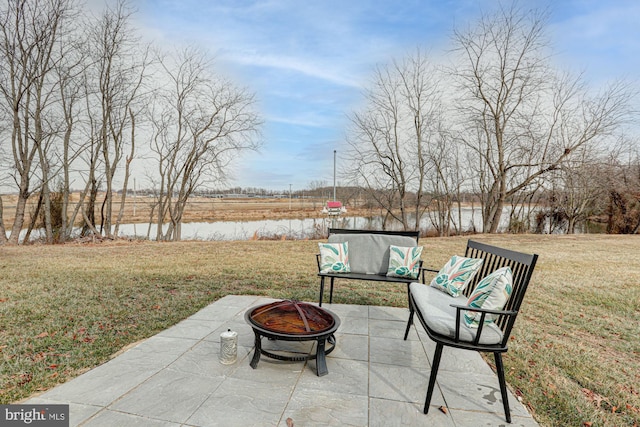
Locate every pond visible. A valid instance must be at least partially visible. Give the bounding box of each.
[115,207,505,240]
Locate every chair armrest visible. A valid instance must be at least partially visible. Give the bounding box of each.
[449,303,518,345]
[315,254,321,272]
[449,303,517,317]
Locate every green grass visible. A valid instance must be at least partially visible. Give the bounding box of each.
[1,235,639,426]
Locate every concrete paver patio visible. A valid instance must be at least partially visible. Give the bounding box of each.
[25,295,539,426]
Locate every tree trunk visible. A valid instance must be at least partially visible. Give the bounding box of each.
[0,197,7,244]
[114,109,136,236]
[83,181,98,236]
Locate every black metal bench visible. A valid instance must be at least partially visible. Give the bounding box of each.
[404,239,538,423]
[316,228,421,306]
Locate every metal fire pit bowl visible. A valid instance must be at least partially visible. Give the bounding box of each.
[245,300,340,376]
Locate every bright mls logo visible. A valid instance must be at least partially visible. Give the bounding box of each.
[1,405,68,426]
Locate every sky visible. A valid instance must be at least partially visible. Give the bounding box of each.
[123,0,640,192]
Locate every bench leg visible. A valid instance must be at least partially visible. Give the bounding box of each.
[495,352,512,423]
[404,299,414,340]
[404,284,414,340]
[329,277,335,304]
[318,277,325,306]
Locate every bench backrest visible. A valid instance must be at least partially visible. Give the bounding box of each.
[327,228,420,275]
[463,239,538,332]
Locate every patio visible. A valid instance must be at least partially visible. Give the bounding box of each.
[24,295,539,426]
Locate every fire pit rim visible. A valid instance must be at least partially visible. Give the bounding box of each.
[244,300,340,338]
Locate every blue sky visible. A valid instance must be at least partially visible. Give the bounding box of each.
[130,0,640,192]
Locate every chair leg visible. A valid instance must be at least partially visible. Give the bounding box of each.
[424,343,443,414]
[318,277,325,306]
[494,352,512,423]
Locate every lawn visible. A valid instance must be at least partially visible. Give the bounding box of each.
[0,234,638,426]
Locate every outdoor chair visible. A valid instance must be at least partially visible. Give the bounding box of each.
[404,240,538,423]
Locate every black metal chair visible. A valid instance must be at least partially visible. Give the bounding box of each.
[404,240,538,423]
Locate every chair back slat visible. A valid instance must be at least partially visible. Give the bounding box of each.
[463,240,538,333]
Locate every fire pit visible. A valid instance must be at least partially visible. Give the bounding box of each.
[244,300,340,376]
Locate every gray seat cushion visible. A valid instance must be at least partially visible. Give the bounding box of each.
[328,233,418,275]
[409,282,504,345]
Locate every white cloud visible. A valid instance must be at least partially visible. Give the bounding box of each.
[227,51,362,88]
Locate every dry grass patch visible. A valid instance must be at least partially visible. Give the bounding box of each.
[0,235,639,426]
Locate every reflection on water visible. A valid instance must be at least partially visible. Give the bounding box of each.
[115,207,505,241]
[16,206,597,242]
[117,217,375,241]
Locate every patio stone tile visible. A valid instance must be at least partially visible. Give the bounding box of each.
[449,409,540,427]
[129,335,199,363]
[298,358,368,395]
[369,336,428,367]
[166,339,251,378]
[409,323,432,342]
[436,346,496,375]
[24,398,103,426]
[205,320,255,347]
[437,370,531,418]
[329,332,369,361]
[216,294,265,307]
[156,319,225,340]
[229,359,304,386]
[368,362,445,406]
[282,388,368,427]
[336,316,368,335]
[186,377,291,427]
[36,360,160,407]
[369,318,417,340]
[322,303,370,319]
[369,397,456,427]
[109,368,219,424]
[369,305,408,321]
[81,409,181,426]
[187,303,250,322]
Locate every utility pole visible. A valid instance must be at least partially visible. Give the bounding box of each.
[289,184,292,210]
[333,150,336,201]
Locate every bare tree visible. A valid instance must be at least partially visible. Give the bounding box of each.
[51,27,91,242]
[0,0,77,244]
[149,47,261,241]
[345,50,442,231]
[453,4,635,233]
[602,142,640,234]
[539,142,610,234]
[84,0,148,238]
[424,122,468,236]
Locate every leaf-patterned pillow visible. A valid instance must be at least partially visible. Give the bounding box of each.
[429,255,484,297]
[386,245,423,279]
[318,242,351,273]
[464,266,513,328]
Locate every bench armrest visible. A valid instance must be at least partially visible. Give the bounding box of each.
[420,267,439,284]
[449,303,518,345]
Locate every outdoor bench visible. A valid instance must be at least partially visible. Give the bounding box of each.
[404,239,538,423]
[316,228,422,306]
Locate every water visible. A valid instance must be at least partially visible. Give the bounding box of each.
[114,207,509,241]
[18,207,543,242]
